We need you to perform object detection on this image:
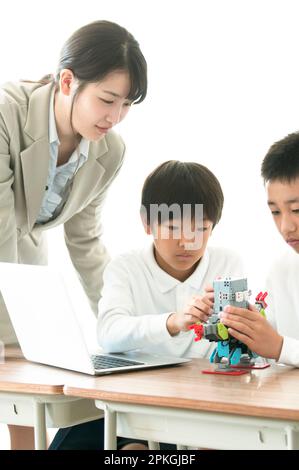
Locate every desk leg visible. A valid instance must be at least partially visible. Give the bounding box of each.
[148,441,160,450]
[33,402,47,450]
[286,426,298,450]
[104,406,117,450]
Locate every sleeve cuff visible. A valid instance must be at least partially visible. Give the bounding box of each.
[146,312,174,343]
[278,336,299,367]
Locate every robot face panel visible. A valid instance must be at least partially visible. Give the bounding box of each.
[213,278,249,314]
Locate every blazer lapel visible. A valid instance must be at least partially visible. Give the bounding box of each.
[20,83,54,230]
[51,140,108,223]
[21,139,51,230]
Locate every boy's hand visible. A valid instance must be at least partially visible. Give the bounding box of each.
[167,290,214,336]
[220,304,283,360]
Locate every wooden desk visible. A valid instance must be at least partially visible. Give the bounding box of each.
[64,359,299,450]
[0,348,102,449]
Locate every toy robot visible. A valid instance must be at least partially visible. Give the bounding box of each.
[190,278,268,373]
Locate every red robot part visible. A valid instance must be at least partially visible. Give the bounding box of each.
[189,323,204,341]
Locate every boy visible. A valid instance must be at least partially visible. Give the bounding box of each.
[220,132,299,367]
[50,160,243,450]
[98,160,244,359]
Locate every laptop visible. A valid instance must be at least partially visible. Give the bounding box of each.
[0,262,189,375]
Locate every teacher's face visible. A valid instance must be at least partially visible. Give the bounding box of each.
[72,70,132,141]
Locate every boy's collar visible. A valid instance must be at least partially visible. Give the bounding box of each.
[142,243,210,293]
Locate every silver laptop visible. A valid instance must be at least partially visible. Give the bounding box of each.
[0,262,189,375]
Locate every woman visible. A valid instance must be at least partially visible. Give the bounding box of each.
[0,20,147,449]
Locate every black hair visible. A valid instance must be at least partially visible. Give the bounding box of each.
[56,20,147,104]
[33,20,147,106]
[141,160,224,228]
[261,132,299,183]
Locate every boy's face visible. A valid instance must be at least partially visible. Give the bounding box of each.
[146,218,213,281]
[266,177,299,253]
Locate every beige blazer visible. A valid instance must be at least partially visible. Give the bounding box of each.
[0,81,125,341]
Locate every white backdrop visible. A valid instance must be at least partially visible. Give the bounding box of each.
[1,0,298,294]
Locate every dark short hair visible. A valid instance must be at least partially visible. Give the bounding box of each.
[141,160,224,227]
[261,132,299,183]
[57,20,147,104]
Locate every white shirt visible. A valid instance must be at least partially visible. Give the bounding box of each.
[266,248,299,367]
[36,89,90,224]
[97,244,244,358]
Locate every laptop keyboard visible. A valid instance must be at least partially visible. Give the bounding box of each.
[91,354,144,370]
